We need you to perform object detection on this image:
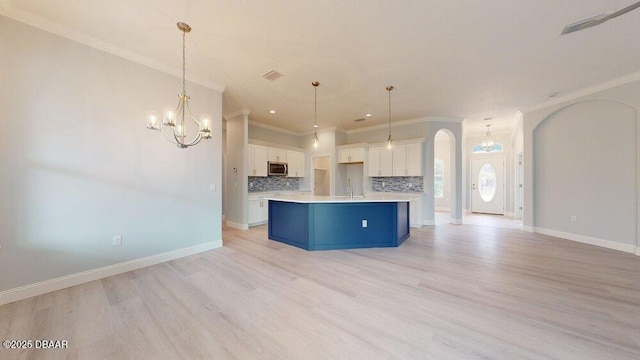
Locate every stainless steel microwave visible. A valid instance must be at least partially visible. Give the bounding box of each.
[268,161,288,176]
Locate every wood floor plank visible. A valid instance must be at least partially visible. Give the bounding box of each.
[1,223,640,359]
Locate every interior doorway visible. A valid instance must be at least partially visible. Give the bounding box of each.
[314,156,330,196]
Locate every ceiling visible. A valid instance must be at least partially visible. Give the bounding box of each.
[3,0,640,134]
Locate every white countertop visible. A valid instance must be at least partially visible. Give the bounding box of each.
[265,194,414,203]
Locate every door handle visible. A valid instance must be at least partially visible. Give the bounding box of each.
[472,184,476,190]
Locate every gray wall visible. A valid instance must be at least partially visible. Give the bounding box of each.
[0,17,223,291]
[524,80,639,251]
[224,112,249,226]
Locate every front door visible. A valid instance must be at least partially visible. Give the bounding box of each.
[471,157,505,214]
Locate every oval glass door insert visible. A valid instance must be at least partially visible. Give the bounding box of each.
[478,163,497,203]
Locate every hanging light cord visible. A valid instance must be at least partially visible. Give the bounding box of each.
[182,29,186,95]
[387,88,391,137]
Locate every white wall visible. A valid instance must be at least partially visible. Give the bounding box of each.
[0,17,223,292]
[434,136,451,210]
[523,80,639,253]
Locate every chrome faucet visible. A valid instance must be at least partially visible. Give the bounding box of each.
[348,178,353,199]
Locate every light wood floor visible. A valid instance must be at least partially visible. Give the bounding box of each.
[1,223,640,359]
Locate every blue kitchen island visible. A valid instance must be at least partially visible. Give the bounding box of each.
[266,194,411,251]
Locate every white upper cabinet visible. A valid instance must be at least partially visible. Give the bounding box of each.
[338,147,364,163]
[405,142,422,176]
[368,147,393,176]
[368,141,422,177]
[268,147,287,163]
[392,143,422,176]
[247,144,268,177]
[287,150,305,177]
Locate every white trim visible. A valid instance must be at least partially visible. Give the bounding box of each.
[534,227,636,254]
[635,247,640,256]
[523,70,640,113]
[0,240,222,305]
[223,109,251,121]
[226,221,248,230]
[450,218,463,225]
[422,219,435,226]
[523,225,535,232]
[249,120,301,136]
[1,8,225,92]
[345,116,463,134]
[505,212,515,218]
[248,139,306,152]
[435,207,450,212]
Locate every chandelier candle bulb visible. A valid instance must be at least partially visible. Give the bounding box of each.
[147,112,159,130]
[163,108,176,126]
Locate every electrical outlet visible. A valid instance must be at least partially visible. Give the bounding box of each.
[382,182,385,187]
[408,183,413,188]
[209,184,216,192]
[113,235,122,246]
[362,220,367,228]
[570,216,577,223]
[250,182,253,188]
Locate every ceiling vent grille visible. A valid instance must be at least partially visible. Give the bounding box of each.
[262,70,283,81]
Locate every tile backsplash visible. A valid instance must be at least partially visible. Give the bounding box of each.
[249,176,299,192]
[371,176,423,193]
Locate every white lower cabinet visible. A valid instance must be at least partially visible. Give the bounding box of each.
[248,194,273,226]
[409,195,423,228]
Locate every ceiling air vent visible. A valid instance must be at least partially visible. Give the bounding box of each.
[354,118,366,122]
[262,70,283,81]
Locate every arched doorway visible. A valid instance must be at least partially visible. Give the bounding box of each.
[433,129,458,225]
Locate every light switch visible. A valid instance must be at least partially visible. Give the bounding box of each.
[362,220,367,228]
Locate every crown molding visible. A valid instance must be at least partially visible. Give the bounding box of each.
[223,109,251,120]
[248,120,302,136]
[345,116,462,134]
[0,5,226,93]
[522,70,640,113]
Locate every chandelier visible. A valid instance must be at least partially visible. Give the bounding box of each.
[386,85,394,150]
[146,22,211,148]
[481,124,496,152]
[311,81,320,149]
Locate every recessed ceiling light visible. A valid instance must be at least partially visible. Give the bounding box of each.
[354,118,365,122]
[269,110,276,114]
[365,113,372,117]
[313,124,318,128]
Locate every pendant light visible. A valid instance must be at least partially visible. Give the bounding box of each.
[386,85,394,150]
[146,22,211,148]
[312,81,320,149]
[481,124,496,152]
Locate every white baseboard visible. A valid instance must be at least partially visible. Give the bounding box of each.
[505,212,515,218]
[450,218,463,225]
[226,221,248,230]
[422,219,435,226]
[534,227,636,254]
[635,247,640,256]
[435,207,450,212]
[0,240,223,306]
[523,225,535,233]
[410,223,423,229]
